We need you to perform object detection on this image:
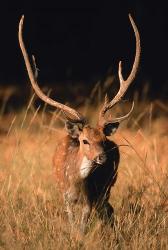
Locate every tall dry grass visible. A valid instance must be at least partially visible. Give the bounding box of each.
[0,84,167,249]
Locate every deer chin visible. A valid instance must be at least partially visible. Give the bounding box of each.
[80,156,93,178]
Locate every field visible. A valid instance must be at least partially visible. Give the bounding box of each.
[0,85,167,249]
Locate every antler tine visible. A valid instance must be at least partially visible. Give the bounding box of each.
[18,15,85,123]
[106,101,134,123]
[100,14,141,118]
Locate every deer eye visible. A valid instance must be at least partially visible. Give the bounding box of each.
[83,139,90,145]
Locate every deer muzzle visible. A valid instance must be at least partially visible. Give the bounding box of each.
[94,153,107,165]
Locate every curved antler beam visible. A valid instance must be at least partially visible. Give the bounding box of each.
[99,14,141,126]
[18,15,85,123]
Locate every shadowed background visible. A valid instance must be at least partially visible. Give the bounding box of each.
[0,2,168,111]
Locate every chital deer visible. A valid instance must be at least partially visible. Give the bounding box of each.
[18,14,140,233]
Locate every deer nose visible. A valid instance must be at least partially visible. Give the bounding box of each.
[95,154,106,165]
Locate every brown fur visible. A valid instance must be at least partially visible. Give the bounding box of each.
[53,124,120,233]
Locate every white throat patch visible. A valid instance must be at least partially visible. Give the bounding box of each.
[80,156,92,178]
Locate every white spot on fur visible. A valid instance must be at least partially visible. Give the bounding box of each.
[80,156,92,178]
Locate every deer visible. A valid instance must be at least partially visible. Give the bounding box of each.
[18,14,141,234]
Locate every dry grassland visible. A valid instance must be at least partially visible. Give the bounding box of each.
[0,91,167,249]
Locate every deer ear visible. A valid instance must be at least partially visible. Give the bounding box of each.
[103,122,119,136]
[65,121,83,138]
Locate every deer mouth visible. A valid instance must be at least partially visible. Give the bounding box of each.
[94,154,107,165]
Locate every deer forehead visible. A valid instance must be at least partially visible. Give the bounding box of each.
[80,126,106,142]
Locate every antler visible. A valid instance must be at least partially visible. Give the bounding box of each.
[99,14,141,125]
[18,15,85,123]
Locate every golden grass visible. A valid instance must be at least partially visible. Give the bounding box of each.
[0,94,167,249]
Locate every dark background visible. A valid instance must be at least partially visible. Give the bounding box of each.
[1,2,168,106]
